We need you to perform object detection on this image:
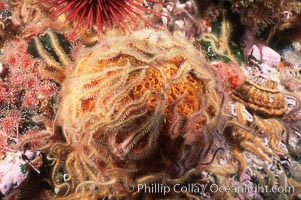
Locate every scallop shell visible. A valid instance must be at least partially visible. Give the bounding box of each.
[232,76,287,116]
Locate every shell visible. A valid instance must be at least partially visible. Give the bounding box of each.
[232,76,287,116]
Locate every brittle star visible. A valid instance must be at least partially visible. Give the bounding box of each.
[199,11,236,62]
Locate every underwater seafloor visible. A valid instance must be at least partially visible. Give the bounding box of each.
[0,0,301,199]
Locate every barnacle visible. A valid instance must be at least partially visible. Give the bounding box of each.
[231,0,301,46]
[283,94,301,160]
[230,0,301,31]
[225,102,274,176]
[224,75,289,179]
[232,76,287,116]
[48,29,219,198]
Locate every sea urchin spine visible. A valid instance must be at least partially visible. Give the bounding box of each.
[46,0,157,35]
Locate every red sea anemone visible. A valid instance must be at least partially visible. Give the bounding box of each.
[45,0,157,35]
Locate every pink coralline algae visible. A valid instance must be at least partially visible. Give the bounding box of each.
[0,152,29,195]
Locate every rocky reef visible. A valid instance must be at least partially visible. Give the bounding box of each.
[0,0,301,200]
